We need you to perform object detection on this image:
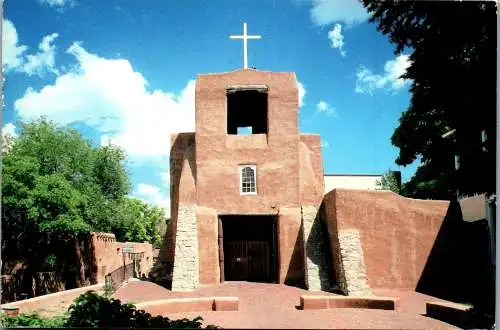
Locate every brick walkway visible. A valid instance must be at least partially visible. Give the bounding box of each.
[113,281,458,329]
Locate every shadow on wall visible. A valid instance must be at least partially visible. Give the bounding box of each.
[305,210,334,292]
[284,224,306,289]
[416,201,493,313]
[148,254,173,290]
[1,233,99,303]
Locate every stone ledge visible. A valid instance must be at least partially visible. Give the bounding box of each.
[135,296,239,315]
[299,295,398,311]
[426,301,473,328]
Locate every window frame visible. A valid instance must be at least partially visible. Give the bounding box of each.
[239,165,257,195]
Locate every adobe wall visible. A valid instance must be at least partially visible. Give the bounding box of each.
[278,207,304,285]
[170,144,199,291]
[0,283,104,315]
[162,133,196,264]
[322,189,450,294]
[195,69,299,138]
[195,69,301,213]
[298,135,329,291]
[299,136,324,205]
[91,233,154,283]
[167,69,327,290]
[197,207,220,285]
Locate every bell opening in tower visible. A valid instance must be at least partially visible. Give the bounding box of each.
[226,86,268,135]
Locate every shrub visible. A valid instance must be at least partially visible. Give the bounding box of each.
[65,291,218,328]
[0,312,66,328]
[103,277,114,298]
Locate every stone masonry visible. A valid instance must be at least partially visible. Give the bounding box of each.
[171,205,199,291]
[337,229,371,296]
[302,205,330,291]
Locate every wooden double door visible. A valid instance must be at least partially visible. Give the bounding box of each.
[225,240,271,281]
[220,215,277,283]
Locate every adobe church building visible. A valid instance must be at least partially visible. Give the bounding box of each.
[163,68,325,291]
[158,22,492,304]
[159,66,491,304]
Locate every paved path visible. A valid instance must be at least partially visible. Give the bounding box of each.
[113,281,457,329]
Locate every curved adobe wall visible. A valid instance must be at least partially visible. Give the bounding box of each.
[322,189,450,292]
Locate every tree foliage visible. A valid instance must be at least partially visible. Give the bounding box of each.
[362,1,497,199]
[65,291,215,328]
[0,291,219,328]
[376,170,401,194]
[2,118,166,277]
[0,312,66,328]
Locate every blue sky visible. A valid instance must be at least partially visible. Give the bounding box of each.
[2,0,419,215]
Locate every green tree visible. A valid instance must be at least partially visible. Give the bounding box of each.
[92,146,131,200]
[1,118,139,282]
[111,198,166,248]
[362,1,496,199]
[1,132,15,154]
[376,170,401,194]
[2,118,167,287]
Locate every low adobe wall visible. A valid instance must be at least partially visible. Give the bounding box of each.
[426,301,473,328]
[92,233,154,283]
[0,283,104,315]
[135,297,239,315]
[322,189,450,295]
[299,295,398,310]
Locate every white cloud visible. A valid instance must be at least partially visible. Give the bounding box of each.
[355,54,411,95]
[14,42,196,159]
[135,183,170,215]
[300,0,369,26]
[316,100,337,116]
[2,17,60,77]
[296,79,306,108]
[137,183,161,196]
[321,139,329,148]
[328,24,346,57]
[160,171,170,187]
[2,123,18,138]
[2,18,28,71]
[13,42,193,213]
[21,33,59,76]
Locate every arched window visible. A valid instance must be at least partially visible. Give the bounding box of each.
[240,165,257,194]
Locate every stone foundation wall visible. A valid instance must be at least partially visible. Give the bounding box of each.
[301,205,330,291]
[171,205,199,291]
[337,229,371,296]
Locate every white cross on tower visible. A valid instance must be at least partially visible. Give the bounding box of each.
[229,22,261,69]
